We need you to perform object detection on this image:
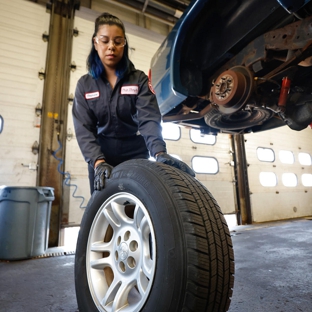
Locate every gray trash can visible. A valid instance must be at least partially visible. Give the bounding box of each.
[0,186,54,260]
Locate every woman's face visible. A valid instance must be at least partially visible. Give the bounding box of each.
[94,24,126,71]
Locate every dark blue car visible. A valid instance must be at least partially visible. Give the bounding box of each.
[150,0,312,134]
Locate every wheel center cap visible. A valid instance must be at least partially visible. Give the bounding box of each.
[119,242,129,261]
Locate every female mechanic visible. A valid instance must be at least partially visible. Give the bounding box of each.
[72,12,194,194]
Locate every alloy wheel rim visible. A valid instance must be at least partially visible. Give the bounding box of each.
[86,192,156,312]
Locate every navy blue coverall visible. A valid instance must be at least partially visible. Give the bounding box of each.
[72,61,167,192]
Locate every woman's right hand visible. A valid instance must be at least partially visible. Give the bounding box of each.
[94,162,114,191]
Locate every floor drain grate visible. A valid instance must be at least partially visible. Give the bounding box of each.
[33,250,75,259]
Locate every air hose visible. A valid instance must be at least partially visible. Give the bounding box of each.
[52,138,86,209]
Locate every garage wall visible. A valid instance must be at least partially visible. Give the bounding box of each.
[246,126,312,222]
[64,9,166,225]
[90,0,170,36]
[1,1,311,229]
[0,0,49,186]
[166,125,312,221]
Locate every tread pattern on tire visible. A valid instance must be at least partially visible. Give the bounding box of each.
[127,160,235,312]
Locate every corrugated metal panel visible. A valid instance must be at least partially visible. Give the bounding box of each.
[245,126,312,222]
[0,0,49,186]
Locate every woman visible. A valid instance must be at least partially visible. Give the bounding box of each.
[73,13,194,193]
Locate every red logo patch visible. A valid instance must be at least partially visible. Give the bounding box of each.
[148,80,155,94]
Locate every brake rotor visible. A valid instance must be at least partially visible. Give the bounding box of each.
[211,66,254,114]
[204,107,273,131]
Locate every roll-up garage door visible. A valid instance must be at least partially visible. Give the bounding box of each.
[245,126,312,223]
[65,10,166,225]
[0,0,49,186]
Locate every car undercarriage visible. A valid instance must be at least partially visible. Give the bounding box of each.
[153,0,312,135]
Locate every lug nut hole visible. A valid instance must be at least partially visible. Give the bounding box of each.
[130,240,138,251]
[124,231,131,241]
[119,261,126,272]
[127,256,136,269]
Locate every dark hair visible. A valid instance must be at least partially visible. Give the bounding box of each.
[87,13,129,79]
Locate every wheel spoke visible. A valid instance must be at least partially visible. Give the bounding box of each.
[137,213,154,296]
[133,204,144,229]
[101,278,121,308]
[139,215,149,236]
[137,214,154,279]
[103,203,121,230]
[141,255,153,280]
[90,255,113,270]
[111,201,132,225]
[137,269,149,295]
[111,280,136,311]
[90,240,114,253]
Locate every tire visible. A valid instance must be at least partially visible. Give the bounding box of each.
[75,159,234,312]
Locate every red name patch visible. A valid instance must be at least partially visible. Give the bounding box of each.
[85,91,100,99]
[121,85,139,95]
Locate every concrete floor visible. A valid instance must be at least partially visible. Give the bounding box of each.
[0,218,311,312]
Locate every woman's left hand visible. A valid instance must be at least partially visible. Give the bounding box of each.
[156,152,195,177]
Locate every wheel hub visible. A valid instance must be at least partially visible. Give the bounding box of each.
[115,229,140,274]
[211,66,254,114]
[118,242,129,261]
[213,73,235,101]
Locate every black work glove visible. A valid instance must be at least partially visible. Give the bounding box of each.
[94,162,114,191]
[156,152,195,177]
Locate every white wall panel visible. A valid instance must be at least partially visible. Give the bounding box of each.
[91,0,170,36]
[245,126,312,222]
[0,0,49,186]
[126,34,162,75]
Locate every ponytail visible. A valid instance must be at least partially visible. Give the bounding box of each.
[87,13,130,80]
